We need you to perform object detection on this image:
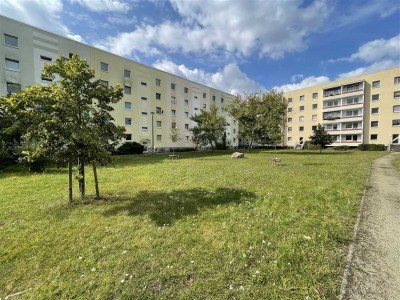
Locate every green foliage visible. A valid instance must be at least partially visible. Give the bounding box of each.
[117,142,145,155]
[0,150,385,298]
[190,104,226,151]
[309,124,334,153]
[1,55,125,199]
[333,145,352,151]
[357,144,386,151]
[226,90,287,151]
[303,140,320,150]
[169,124,182,155]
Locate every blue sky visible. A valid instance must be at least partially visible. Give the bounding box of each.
[1,0,399,94]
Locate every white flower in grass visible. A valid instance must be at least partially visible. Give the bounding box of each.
[91,268,96,272]
[229,284,234,290]
[239,285,244,290]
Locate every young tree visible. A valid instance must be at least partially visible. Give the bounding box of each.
[309,124,333,153]
[226,90,287,151]
[2,55,125,202]
[169,123,181,155]
[190,104,226,152]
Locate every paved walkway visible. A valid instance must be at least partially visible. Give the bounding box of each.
[342,152,400,300]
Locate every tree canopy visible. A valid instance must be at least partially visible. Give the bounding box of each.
[309,124,333,153]
[190,104,226,151]
[226,90,287,151]
[2,55,125,201]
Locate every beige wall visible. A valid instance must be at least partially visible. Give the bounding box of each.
[283,67,400,147]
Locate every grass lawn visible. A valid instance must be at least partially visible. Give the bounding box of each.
[394,154,400,171]
[0,150,386,299]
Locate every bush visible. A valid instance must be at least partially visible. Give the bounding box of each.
[357,144,386,151]
[333,145,351,151]
[172,148,197,153]
[116,142,145,155]
[303,141,320,150]
[215,142,227,150]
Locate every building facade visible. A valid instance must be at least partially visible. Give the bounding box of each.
[283,67,400,148]
[0,16,238,150]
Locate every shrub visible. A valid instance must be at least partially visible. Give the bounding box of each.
[172,148,197,153]
[303,141,320,150]
[333,145,351,151]
[357,144,385,151]
[116,142,145,155]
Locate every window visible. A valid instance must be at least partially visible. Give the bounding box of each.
[171,83,175,90]
[213,95,216,101]
[287,127,292,132]
[157,135,162,141]
[100,62,108,72]
[69,53,74,59]
[287,117,292,123]
[184,99,189,106]
[203,104,207,109]
[171,96,176,103]
[156,121,162,128]
[371,94,379,101]
[393,119,400,126]
[125,101,132,110]
[141,82,147,86]
[124,86,131,94]
[394,77,400,85]
[141,97,147,101]
[312,115,317,121]
[194,107,198,111]
[221,98,224,103]
[371,121,378,127]
[287,107,292,113]
[171,122,177,128]
[299,106,304,111]
[40,55,52,62]
[203,93,206,98]
[100,80,109,87]
[287,97,292,103]
[288,137,292,142]
[299,126,304,132]
[171,109,176,116]
[312,93,318,99]
[125,134,132,141]
[156,93,161,100]
[370,134,378,140]
[299,116,304,122]
[4,34,18,47]
[393,134,400,144]
[5,58,19,71]
[185,112,189,117]
[233,129,236,133]
[184,87,188,93]
[300,95,304,101]
[124,69,131,78]
[6,82,21,95]
[156,78,161,86]
[394,105,400,113]
[141,112,148,116]
[125,118,132,126]
[156,107,162,114]
[371,107,379,114]
[194,96,198,99]
[312,103,318,109]
[394,91,400,99]
[142,127,148,132]
[186,136,189,142]
[372,80,380,88]
[312,126,317,131]
[185,124,189,130]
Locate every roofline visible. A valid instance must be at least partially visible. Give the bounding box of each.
[0,14,236,98]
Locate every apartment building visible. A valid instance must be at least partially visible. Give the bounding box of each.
[0,16,238,150]
[283,67,400,148]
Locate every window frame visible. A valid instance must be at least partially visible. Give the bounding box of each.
[4,34,18,48]
[100,62,108,72]
[5,58,20,71]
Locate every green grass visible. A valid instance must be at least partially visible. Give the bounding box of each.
[394,154,400,171]
[0,150,386,299]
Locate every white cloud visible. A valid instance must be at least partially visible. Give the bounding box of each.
[275,76,331,92]
[152,60,263,95]
[97,0,331,59]
[69,0,130,12]
[337,60,399,79]
[0,0,69,36]
[66,34,87,43]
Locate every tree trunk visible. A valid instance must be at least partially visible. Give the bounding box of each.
[248,140,253,152]
[78,157,85,199]
[209,139,214,152]
[93,162,100,199]
[68,161,73,205]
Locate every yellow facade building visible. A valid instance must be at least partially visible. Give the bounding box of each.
[0,16,238,150]
[283,67,400,148]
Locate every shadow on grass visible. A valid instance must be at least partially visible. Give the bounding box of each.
[102,188,256,226]
[266,151,354,156]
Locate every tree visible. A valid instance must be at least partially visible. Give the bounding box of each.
[190,104,226,152]
[226,90,287,151]
[169,123,181,155]
[2,55,125,202]
[309,124,333,153]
